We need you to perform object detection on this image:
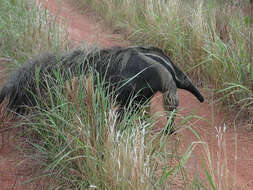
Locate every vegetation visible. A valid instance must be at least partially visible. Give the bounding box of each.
[0,0,69,67]
[73,0,253,119]
[0,0,243,189]
[23,73,195,189]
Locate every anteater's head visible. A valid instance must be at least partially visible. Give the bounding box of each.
[140,47,204,103]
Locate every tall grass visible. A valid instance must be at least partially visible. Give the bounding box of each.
[0,0,70,67]
[0,0,69,188]
[22,71,203,189]
[73,0,253,119]
[0,0,70,142]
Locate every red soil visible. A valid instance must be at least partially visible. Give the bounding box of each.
[0,0,252,189]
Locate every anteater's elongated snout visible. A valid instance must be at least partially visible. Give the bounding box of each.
[185,81,204,103]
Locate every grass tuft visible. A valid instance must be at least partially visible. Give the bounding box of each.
[20,70,207,189]
[0,0,70,68]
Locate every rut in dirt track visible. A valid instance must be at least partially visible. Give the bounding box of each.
[0,0,252,189]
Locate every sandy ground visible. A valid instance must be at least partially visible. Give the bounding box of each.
[0,0,252,189]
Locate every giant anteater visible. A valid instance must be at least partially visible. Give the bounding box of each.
[0,46,204,114]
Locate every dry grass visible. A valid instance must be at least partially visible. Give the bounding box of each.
[73,0,253,121]
[17,71,205,189]
[0,0,70,67]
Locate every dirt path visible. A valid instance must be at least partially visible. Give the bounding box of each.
[1,67,44,189]
[39,0,128,48]
[0,0,252,189]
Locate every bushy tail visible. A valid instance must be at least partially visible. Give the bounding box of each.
[0,49,91,112]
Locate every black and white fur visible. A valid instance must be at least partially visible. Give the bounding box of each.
[0,46,204,114]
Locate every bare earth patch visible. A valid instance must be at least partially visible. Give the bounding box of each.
[0,0,252,189]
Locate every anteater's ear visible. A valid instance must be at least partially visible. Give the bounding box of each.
[142,48,204,103]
